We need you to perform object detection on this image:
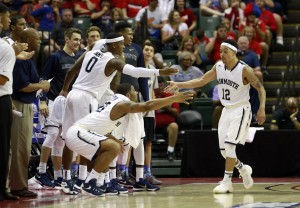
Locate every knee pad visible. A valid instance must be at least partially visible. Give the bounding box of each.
[224,143,237,158]
[51,136,65,157]
[42,126,59,148]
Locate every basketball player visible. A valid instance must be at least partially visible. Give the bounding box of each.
[59,32,178,194]
[165,39,266,194]
[64,83,193,196]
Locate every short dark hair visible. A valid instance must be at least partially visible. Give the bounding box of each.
[216,23,227,30]
[106,32,123,40]
[114,21,132,32]
[222,39,238,50]
[116,83,132,95]
[0,3,9,13]
[10,15,24,29]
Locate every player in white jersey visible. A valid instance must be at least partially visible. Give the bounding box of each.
[59,32,178,194]
[165,39,266,194]
[64,83,193,196]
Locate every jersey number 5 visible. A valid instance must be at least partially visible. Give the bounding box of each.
[222,88,230,100]
[85,57,98,73]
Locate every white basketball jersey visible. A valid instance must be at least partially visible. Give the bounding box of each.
[216,60,250,107]
[72,50,116,100]
[76,96,124,135]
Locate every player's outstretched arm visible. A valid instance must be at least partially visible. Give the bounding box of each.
[105,58,179,78]
[164,65,217,93]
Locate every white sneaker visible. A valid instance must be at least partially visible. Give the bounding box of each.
[213,180,233,194]
[239,165,254,189]
[276,36,284,45]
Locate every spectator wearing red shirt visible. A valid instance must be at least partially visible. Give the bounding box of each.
[241,25,262,57]
[122,0,148,19]
[256,0,283,45]
[239,2,269,68]
[110,0,123,9]
[224,0,244,31]
[155,77,180,161]
[205,23,235,64]
[73,0,100,17]
[174,0,196,33]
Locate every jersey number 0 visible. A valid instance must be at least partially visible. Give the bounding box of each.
[85,57,98,73]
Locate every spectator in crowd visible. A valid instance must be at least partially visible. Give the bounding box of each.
[90,0,112,38]
[20,0,37,27]
[10,28,50,198]
[199,0,228,17]
[135,0,167,40]
[43,9,77,57]
[205,23,235,64]
[193,28,212,69]
[170,51,204,95]
[174,0,197,33]
[177,35,202,67]
[222,17,238,38]
[31,0,62,39]
[161,10,189,50]
[239,3,269,70]
[122,0,148,19]
[155,77,180,161]
[270,97,300,130]
[255,0,284,45]
[237,36,263,83]
[240,25,263,60]
[73,0,100,17]
[224,0,244,32]
[158,0,175,19]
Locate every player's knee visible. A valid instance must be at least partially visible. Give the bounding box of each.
[110,140,121,156]
[224,143,237,158]
[42,127,59,148]
[51,138,64,157]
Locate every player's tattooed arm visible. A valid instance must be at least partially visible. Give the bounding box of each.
[244,66,266,125]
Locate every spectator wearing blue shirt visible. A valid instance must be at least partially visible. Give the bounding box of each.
[31,0,62,38]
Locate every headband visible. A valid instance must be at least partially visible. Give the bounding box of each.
[221,42,237,53]
[106,36,124,43]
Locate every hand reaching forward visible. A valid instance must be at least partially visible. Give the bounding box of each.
[159,67,178,76]
[164,81,179,93]
[172,91,194,105]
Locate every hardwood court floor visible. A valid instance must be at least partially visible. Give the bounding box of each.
[1,178,300,208]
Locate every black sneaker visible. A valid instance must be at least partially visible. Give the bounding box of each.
[61,179,78,195]
[167,151,175,161]
[133,178,160,192]
[111,178,128,194]
[34,173,55,188]
[53,177,63,187]
[82,179,105,197]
